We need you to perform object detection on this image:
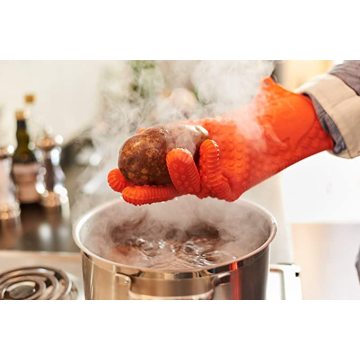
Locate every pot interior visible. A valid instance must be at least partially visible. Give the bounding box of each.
[75,196,276,272]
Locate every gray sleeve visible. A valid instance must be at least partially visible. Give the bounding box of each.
[307,61,360,155]
[330,61,360,95]
[309,95,346,154]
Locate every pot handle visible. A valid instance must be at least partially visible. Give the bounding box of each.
[213,272,231,286]
[116,272,232,300]
[115,272,132,289]
[210,272,231,299]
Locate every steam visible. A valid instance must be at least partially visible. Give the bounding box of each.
[192,60,275,113]
[81,196,272,270]
[72,61,276,267]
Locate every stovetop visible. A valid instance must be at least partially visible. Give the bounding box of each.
[0,251,84,300]
[0,250,302,300]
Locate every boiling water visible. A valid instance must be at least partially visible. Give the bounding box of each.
[82,197,272,271]
[106,219,240,270]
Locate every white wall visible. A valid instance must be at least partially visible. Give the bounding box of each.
[281,152,360,223]
[0,60,115,145]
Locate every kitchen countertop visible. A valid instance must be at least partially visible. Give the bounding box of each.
[0,149,85,252]
[0,203,78,252]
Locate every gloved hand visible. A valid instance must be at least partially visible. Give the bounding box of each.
[108,77,333,205]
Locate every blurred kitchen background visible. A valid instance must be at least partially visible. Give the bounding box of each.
[1,60,359,299]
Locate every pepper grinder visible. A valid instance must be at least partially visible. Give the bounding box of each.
[0,145,21,222]
[36,131,69,209]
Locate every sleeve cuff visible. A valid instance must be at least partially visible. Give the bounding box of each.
[296,74,360,158]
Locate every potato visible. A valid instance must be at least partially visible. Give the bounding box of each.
[119,124,208,185]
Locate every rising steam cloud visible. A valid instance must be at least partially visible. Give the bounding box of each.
[72,61,275,222]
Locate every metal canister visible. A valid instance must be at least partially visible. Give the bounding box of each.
[36,131,68,209]
[0,146,20,222]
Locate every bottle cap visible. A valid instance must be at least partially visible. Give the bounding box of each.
[24,94,36,104]
[36,130,63,151]
[15,110,25,120]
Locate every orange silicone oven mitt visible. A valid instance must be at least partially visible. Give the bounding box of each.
[108,77,333,205]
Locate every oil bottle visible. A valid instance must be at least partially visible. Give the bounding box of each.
[11,110,40,204]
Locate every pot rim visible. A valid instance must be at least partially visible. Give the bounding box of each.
[73,197,277,275]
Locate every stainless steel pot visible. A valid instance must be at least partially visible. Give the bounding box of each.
[74,198,276,300]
